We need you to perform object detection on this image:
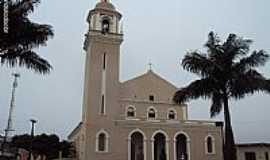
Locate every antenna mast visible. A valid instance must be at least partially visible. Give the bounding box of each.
[4,73,20,139]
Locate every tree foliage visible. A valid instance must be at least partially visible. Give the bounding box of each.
[173,32,270,160]
[12,134,75,160]
[0,0,53,74]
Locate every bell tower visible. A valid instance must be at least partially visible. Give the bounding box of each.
[82,0,123,134]
[85,0,122,36]
[81,1,123,159]
[82,0,123,121]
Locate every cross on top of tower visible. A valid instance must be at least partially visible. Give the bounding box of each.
[101,0,109,2]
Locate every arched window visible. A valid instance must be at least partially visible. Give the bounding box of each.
[205,135,215,154]
[175,133,189,160]
[128,129,146,160]
[98,133,106,151]
[126,106,136,118]
[167,109,177,120]
[147,107,157,120]
[96,130,109,152]
[102,18,110,34]
[152,130,169,160]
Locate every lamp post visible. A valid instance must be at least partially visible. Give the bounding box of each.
[30,119,37,137]
[28,119,37,160]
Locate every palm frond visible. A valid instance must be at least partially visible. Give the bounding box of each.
[222,34,253,62]
[205,32,220,48]
[15,22,54,49]
[173,78,217,104]
[182,52,216,77]
[12,0,41,17]
[233,50,269,72]
[230,69,270,99]
[0,49,52,74]
[2,17,54,50]
[205,32,224,59]
[210,92,223,118]
[0,0,53,74]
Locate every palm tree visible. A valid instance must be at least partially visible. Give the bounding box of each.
[173,32,270,160]
[0,0,53,74]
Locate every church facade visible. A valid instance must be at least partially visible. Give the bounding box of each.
[68,1,224,160]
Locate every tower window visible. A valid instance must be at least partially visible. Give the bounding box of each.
[102,19,110,34]
[96,130,109,153]
[205,136,215,154]
[149,95,154,101]
[98,133,105,151]
[101,95,105,114]
[103,53,106,70]
[207,137,213,153]
[266,152,269,160]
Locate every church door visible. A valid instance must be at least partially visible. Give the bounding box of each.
[176,134,188,160]
[154,133,167,160]
[131,132,144,160]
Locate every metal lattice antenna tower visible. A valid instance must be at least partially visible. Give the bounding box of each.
[4,73,20,139]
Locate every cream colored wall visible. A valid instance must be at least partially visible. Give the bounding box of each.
[237,146,270,160]
[83,35,123,160]
[119,70,187,120]
[120,71,177,103]
[89,121,224,160]
[69,121,224,160]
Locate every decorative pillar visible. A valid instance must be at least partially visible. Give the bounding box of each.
[127,137,131,160]
[187,139,191,160]
[166,139,170,160]
[143,138,147,160]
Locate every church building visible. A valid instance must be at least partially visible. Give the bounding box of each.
[68,0,224,160]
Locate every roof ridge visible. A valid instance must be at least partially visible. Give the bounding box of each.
[121,70,178,89]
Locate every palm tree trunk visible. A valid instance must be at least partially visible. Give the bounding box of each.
[223,95,237,160]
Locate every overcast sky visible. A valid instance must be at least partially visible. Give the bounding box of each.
[1,0,270,143]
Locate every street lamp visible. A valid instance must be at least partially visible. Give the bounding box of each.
[28,119,37,160]
[30,119,37,137]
